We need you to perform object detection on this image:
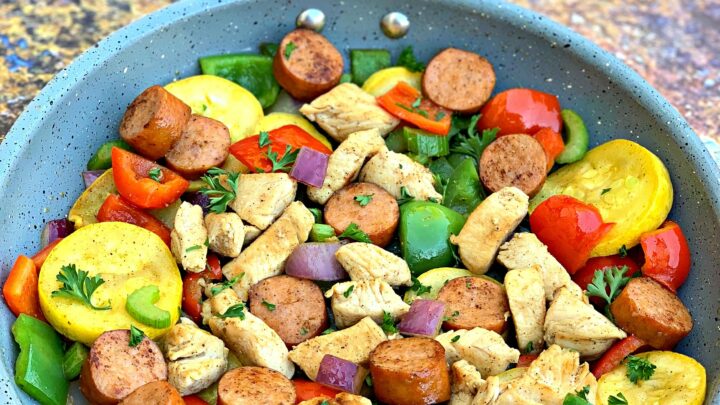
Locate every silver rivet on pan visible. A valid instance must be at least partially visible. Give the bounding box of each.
[380,11,410,39]
[296,8,326,32]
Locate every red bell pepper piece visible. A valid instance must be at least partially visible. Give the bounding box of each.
[478,88,562,136]
[111,147,188,209]
[376,82,452,135]
[2,255,45,321]
[182,395,209,405]
[530,195,615,273]
[182,254,223,323]
[97,194,172,246]
[639,220,691,292]
[573,255,640,306]
[532,128,565,172]
[229,125,331,173]
[292,380,341,403]
[591,335,647,378]
[31,238,64,269]
[517,354,539,368]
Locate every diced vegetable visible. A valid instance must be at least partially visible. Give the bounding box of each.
[403,267,472,303]
[86,139,132,171]
[255,112,333,150]
[111,147,188,209]
[639,221,691,292]
[285,242,348,281]
[62,342,88,380]
[442,158,484,216]
[397,299,445,337]
[362,66,422,97]
[183,191,212,214]
[572,255,640,307]
[199,53,280,108]
[12,314,68,405]
[125,285,172,329]
[517,354,538,368]
[97,194,172,246]
[2,255,45,320]
[377,81,452,135]
[82,170,107,188]
[316,354,366,393]
[403,127,450,157]
[396,46,426,72]
[31,238,63,270]
[290,147,329,187]
[530,195,614,273]
[533,127,565,171]
[478,88,562,136]
[555,109,589,164]
[39,218,72,249]
[350,49,391,85]
[530,140,673,257]
[182,254,222,324]
[310,223,337,242]
[259,42,278,57]
[385,128,408,153]
[293,380,341,402]
[592,335,647,379]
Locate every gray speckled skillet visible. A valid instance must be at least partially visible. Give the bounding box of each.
[0,0,718,403]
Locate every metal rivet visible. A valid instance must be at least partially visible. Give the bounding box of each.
[380,11,410,39]
[296,8,326,32]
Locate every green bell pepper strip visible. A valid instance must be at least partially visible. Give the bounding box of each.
[12,314,69,405]
[446,152,474,169]
[406,153,431,166]
[350,49,391,85]
[125,285,171,329]
[385,128,408,153]
[62,342,88,380]
[308,208,323,224]
[310,223,336,242]
[259,42,278,58]
[442,158,484,216]
[199,54,280,109]
[403,127,450,157]
[86,139,131,170]
[555,109,589,164]
[400,201,466,276]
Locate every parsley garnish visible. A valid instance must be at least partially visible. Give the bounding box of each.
[443,310,460,322]
[381,311,398,334]
[601,188,612,195]
[284,42,297,60]
[186,245,202,252]
[200,167,240,214]
[450,114,498,160]
[626,355,656,384]
[435,111,446,121]
[411,96,422,108]
[322,326,337,335]
[320,401,329,405]
[397,46,425,72]
[394,102,429,118]
[465,279,472,289]
[576,386,590,400]
[343,285,355,298]
[397,186,415,205]
[51,264,110,310]
[300,327,309,335]
[211,274,243,296]
[258,131,270,148]
[217,303,246,320]
[608,393,628,405]
[365,374,373,387]
[619,245,628,257]
[562,387,592,405]
[129,325,145,347]
[200,103,208,113]
[525,341,534,354]
[354,194,374,207]
[450,335,461,343]
[585,266,631,319]
[338,223,372,243]
[267,144,300,172]
[261,300,276,311]
[410,277,432,296]
[148,167,163,182]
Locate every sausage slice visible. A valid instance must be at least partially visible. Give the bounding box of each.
[80,329,167,405]
[479,134,547,197]
[119,381,183,405]
[324,182,400,247]
[217,367,296,405]
[437,276,509,333]
[273,29,344,101]
[165,115,231,179]
[610,277,693,350]
[369,337,450,405]
[422,48,496,113]
[119,85,191,160]
[248,275,328,346]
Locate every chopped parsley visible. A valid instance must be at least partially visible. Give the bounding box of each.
[450,335,461,343]
[585,266,631,319]
[129,325,145,347]
[411,96,422,108]
[381,311,398,334]
[217,303,246,320]
[601,187,612,195]
[410,277,432,296]
[267,144,300,172]
[186,245,202,252]
[51,264,110,310]
[396,46,426,72]
[320,401,330,405]
[562,386,592,405]
[607,392,628,405]
[395,102,429,118]
[525,341,534,354]
[338,223,372,243]
[365,374,373,387]
[626,355,656,383]
[396,186,415,205]
[148,167,163,182]
[435,111,446,121]
[258,131,270,148]
[443,310,460,322]
[354,194,374,207]
[199,167,240,214]
[619,244,628,257]
[211,274,244,296]
[322,326,337,335]
[284,42,297,60]
[261,300,276,311]
[465,279,472,289]
[300,327,309,335]
[450,114,498,161]
[343,285,355,298]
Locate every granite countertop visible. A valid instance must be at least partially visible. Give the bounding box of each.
[0,0,718,160]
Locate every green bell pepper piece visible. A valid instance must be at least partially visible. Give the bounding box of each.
[400,201,466,276]
[310,223,336,242]
[62,342,88,380]
[385,129,408,153]
[86,139,131,171]
[199,54,280,109]
[12,314,69,405]
[403,127,450,157]
[443,158,484,216]
[259,42,278,58]
[406,153,431,166]
[350,49,391,85]
[446,152,474,169]
[555,109,589,164]
[126,285,171,329]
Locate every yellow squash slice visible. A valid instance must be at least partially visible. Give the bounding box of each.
[362,67,422,97]
[403,267,474,303]
[255,112,333,150]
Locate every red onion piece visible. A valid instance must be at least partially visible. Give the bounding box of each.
[290,146,329,188]
[183,192,211,214]
[40,218,73,248]
[316,354,364,393]
[285,242,348,281]
[398,299,446,337]
[81,170,106,188]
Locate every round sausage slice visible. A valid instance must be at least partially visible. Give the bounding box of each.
[217,367,296,405]
[119,381,183,405]
[422,48,496,113]
[273,29,344,101]
[369,337,450,405]
[479,134,547,197]
[165,115,231,179]
[437,276,509,333]
[80,329,167,405]
[248,275,328,346]
[119,85,191,160]
[610,277,693,350]
[324,182,400,247]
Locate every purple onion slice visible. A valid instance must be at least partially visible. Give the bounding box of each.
[315,354,364,393]
[290,146,329,188]
[398,299,446,337]
[285,242,348,281]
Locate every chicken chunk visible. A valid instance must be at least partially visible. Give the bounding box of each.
[497,233,583,301]
[325,279,410,329]
[299,83,400,142]
[229,172,297,230]
[289,316,387,380]
[335,242,412,287]
[205,212,244,258]
[473,345,598,405]
[171,202,208,273]
[504,267,545,354]
[450,360,486,405]
[307,129,387,205]
[449,187,527,274]
[204,288,295,378]
[359,149,442,202]
[544,288,626,359]
[451,328,520,377]
[223,201,314,300]
[299,393,372,405]
[164,318,228,396]
[436,329,465,364]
